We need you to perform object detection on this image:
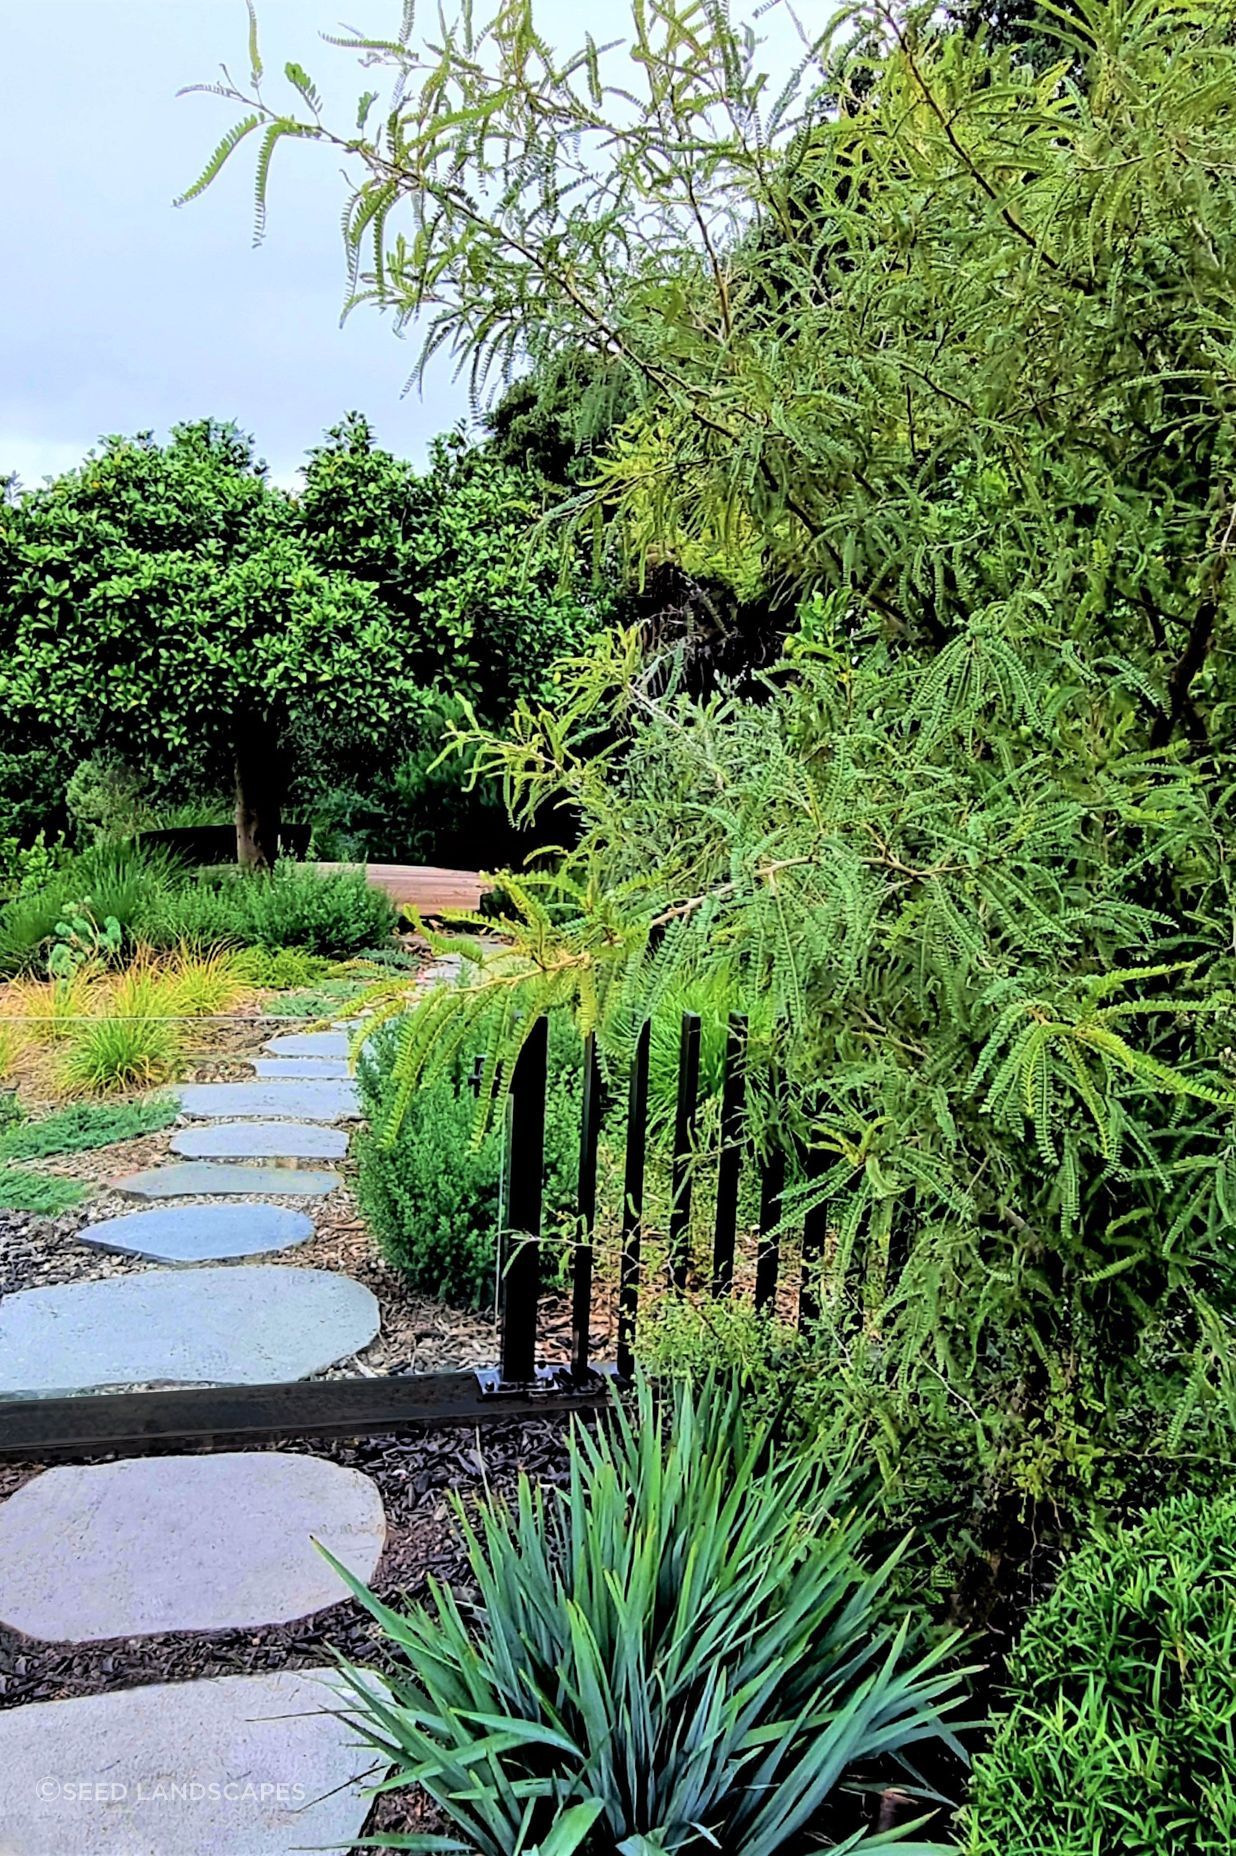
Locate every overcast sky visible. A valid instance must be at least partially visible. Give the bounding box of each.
[0,0,811,491]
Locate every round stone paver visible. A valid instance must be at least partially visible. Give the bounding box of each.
[0,1668,386,1855]
[77,1203,313,1263]
[263,1032,350,1060]
[0,1452,386,1642]
[114,1163,340,1202]
[178,1081,360,1122]
[251,1057,352,1080]
[171,1121,349,1161]
[0,1266,380,1396]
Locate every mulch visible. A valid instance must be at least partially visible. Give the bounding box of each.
[0,1414,587,1849]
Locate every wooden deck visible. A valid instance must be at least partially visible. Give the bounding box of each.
[316,862,486,916]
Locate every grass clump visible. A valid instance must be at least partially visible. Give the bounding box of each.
[147,945,246,1018]
[0,1165,86,1214]
[329,1375,967,1856]
[59,970,182,1095]
[0,1096,176,1161]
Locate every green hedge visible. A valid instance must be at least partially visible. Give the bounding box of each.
[354,1013,581,1309]
[963,1490,1236,1855]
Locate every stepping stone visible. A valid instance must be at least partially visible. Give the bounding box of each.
[178,1080,360,1122]
[0,1452,385,1641]
[115,1162,340,1201]
[0,1668,386,1855]
[251,1057,352,1080]
[0,1266,379,1396]
[78,1203,314,1262]
[172,1121,349,1161]
[263,1031,349,1059]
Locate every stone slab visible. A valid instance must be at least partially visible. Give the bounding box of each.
[78,1203,314,1262]
[0,1668,385,1855]
[0,1452,385,1642]
[171,1122,349,1161]
[115,1163,340,1202]
[178,1081,360,1122]
[251,1057,352,1080]
[0,1266,379,1397]
[263,1032,350,1060]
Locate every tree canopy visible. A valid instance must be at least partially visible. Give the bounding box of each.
[0,416,607,864]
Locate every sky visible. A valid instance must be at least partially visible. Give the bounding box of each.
[0,0,812,492]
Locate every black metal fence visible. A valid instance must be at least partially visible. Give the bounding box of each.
[0,1008,825,1459]
[486,1009,823,1396]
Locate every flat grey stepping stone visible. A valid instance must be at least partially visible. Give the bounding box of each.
[178,1080,360,1122]
[0,1668,386,1855]
[0,1453,385,1641]
[78,1203,314,1262]
[263,1031,349,1059]
[0,1266,379,1396]
[251,1056,352,1080]
[172,1121,349,1161]
[115,1162,340,1201]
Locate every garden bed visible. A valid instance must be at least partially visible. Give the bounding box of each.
[0,1415,582,1850]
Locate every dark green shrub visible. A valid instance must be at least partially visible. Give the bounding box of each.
[354,1011,580,1307]
[962,1491,1236,1856]
[137,860,397,956]
[328,1375,967,1856]
[228,860,396,954]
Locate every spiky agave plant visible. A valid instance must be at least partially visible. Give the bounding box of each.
[324,1376,969,1855]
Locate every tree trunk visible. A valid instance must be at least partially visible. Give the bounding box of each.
[233,715,284,871]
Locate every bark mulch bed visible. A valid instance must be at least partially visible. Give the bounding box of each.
[0,1414,589,1850]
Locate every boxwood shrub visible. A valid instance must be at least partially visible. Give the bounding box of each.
[962,1489,1236,1856]
[354,1011,581,1308]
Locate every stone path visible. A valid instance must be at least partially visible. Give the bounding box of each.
[171,1121,348,1160]
[79,1203,315,1261]
[252,1056,352,1080]
[116,1161,340,1200]
[264,1031,350,1059]
[0,1266,379,1395]
[0,1012,410,1847]
[179,1080,360,1121]
[0,1670,385,1855]
[0,1453,385,1641]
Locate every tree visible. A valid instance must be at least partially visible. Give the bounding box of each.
[183,0,1236,1565]
[0,423,414,867]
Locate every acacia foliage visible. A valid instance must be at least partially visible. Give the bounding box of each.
[189,1,1236,1511]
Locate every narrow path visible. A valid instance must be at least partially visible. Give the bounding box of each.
[0,1034,390,1853]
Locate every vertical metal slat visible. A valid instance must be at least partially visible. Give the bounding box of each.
[499,1015,548,1385]
[711,1014,748,1296]
[617,1019,651,1381]
[570,1032,602,1380]
[669,1012,702,1292]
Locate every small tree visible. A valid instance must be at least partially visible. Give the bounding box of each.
[0,423,416,867]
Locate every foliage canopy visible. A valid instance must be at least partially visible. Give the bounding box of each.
[186,0,1236,1533]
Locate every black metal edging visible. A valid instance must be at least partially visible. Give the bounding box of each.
[0,1369,609,1463]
